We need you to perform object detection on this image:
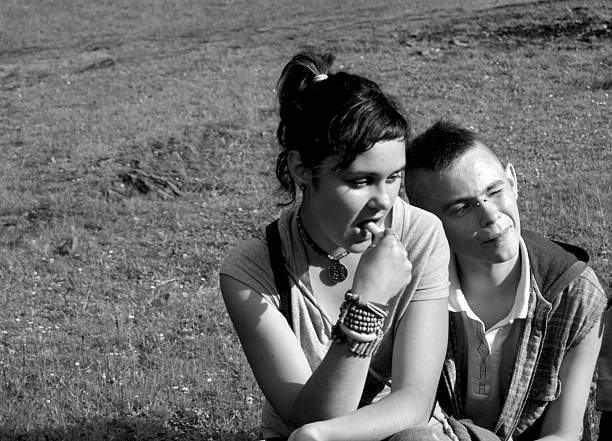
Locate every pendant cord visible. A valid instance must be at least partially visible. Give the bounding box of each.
[296,211,349,262]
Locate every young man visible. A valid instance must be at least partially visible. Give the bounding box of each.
[404,120,608,441]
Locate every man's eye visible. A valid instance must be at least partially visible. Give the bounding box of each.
[452,205,468,216]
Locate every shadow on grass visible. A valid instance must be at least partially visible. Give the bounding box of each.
[0,417,260,441]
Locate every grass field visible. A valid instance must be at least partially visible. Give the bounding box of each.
[1,0,610,439]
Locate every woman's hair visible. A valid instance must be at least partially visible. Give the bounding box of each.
[275,49,409,204]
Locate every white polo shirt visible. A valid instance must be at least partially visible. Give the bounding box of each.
[448,237,530,430]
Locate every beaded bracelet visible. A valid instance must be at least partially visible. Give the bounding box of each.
[331,291,388,357]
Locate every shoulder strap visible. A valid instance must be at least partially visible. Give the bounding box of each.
[265,220,386,397]
[265,220,293,329]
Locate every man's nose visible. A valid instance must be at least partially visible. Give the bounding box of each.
[477,199,500,226]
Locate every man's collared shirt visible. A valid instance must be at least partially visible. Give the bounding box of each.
[448,237,530,430]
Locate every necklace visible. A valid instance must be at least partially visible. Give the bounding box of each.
[296,212,350,284]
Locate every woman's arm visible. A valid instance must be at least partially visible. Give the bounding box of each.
[288,297,449,441]
[221,230,413,429]
[537,317,604,441]
[221,275,374,427]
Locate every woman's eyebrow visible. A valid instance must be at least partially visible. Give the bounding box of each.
[343,166,405,176]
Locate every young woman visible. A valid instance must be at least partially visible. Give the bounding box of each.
[220,50,451,441]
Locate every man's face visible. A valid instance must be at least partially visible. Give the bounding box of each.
[407,143,521,265]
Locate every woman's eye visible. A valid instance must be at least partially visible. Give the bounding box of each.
[349,178,369,187]
[386,173,402,184]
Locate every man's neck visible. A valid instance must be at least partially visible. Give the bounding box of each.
[455,253,522,329]
[458,253,520,288]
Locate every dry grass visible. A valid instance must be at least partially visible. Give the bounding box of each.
[0,0,610,439]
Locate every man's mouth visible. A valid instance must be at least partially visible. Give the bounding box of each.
[482,227,510,244]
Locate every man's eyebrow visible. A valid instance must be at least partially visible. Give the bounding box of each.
[486,179,506,191]
[441,179,506,212]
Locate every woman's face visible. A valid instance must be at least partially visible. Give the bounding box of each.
[301,138,406,255]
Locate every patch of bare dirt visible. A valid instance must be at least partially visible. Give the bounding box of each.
[0,50,115,90]
[399,2,611,47]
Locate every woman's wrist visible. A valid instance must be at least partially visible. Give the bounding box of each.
[331,291,388,357]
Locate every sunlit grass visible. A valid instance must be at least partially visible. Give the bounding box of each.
[0,0,610,439]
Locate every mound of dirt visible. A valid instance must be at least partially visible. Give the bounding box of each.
[400,2,611,47]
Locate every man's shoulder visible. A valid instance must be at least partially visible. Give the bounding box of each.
[566,266,610,317]
[522,230,589,264]
[522,230,590,299]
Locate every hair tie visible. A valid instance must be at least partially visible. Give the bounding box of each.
[313,74,328,83]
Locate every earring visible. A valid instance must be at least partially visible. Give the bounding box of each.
[299,184,306,191]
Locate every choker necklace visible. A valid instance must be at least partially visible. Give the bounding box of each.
[296,212,350,284]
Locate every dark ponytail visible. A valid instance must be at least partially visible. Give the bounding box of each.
[275,50,409,204]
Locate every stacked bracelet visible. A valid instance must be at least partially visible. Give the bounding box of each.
[331,291,388,357]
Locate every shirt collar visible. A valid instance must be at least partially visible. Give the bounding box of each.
[449,236,530,323]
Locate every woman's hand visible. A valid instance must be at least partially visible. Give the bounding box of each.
[351,228,412,304]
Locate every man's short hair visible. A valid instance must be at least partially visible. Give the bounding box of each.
[406,119,481,171]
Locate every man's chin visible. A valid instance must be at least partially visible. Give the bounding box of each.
[484,245,520,264]
[459,244,519,265]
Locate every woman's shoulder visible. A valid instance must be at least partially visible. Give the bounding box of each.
[220,233,279,305]
[393,198,449,267]
[221,234,269,276]
[393,198,445,238]
[392,199,450,303]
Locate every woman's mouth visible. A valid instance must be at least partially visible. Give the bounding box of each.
[362,221,384,235]
[357,220,384,240]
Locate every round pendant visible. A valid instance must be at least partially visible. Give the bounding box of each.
[328,262,348,283]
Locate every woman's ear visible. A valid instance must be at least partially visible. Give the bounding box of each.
[505,163,518,200]
[287,150,311,188]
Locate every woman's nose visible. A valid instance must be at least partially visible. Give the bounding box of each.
[368,187,394,211]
